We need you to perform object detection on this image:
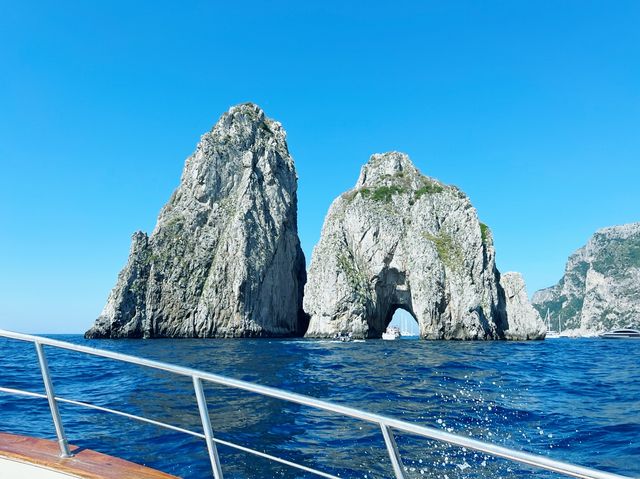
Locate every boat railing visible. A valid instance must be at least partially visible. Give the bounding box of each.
[0,329,633,479]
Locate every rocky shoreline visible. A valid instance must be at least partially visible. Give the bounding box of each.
[532,223,640,335]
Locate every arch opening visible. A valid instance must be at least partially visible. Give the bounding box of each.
[385,305,420,338]
[368,267,419,338]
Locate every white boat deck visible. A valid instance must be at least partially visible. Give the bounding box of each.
[0,456,78,478]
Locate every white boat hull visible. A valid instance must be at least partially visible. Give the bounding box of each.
[599,328,640,339]
[599,334,640,339]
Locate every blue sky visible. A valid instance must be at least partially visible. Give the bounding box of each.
[1,1,638,333]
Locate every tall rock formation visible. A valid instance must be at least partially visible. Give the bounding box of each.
[86,103,306,338]
[303,152,545,340]
[500,272,546,340]
[532,223,640,334]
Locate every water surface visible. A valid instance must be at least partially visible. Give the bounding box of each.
[0,336,638,478]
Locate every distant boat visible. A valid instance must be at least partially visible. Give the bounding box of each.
[334,332,353,342]
[382,326,401,340]
[545,310,561,339]
[399,315,415,337]
[599,328,640,339]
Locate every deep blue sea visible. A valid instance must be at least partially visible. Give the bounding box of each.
[0,336,638,478]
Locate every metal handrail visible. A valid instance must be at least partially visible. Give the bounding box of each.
[0,329,633,479]
[0,387,340,479]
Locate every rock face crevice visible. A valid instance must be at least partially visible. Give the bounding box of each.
[85,103,306,338]
[303,152,545,340]
[532,223,640,334]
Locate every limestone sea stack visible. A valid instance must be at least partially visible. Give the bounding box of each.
[500,272,547,340]
[85,104,306,338]
[532,223,640,335]
[303,152,545,340]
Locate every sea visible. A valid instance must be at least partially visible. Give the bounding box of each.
[0,336,638,479]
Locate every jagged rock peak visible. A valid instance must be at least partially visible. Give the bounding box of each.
[86,103,306,339]
[304,151,543,340]
[532,222,640,335]
[500,272,546,340]
[594,222,640,239]
[356,152,423,187]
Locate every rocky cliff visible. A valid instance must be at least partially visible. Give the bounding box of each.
[532,223,640,334]
[303,152,545,340]
[85,103,306,338]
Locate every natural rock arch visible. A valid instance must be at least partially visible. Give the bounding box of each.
[303,152,545,340]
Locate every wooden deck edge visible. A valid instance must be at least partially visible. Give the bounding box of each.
[0,432,180,479]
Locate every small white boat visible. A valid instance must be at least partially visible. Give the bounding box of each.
[544,310,562,339]
[382,326,401,340]
[334,332,353,342]
[599,328,640,339]
[399,315,416,337]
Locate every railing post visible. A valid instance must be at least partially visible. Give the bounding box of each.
[380,423,406,479]
[35,342,71,458]
[193,376,224,479]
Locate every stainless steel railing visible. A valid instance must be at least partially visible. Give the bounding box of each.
[0,329,633,479]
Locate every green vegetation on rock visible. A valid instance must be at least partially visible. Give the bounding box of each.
[259,120,272,134]
[415,182,444,199]
[591,236,640,276]
[480,223,490,244]
[424,231,464,270]
[336,251,370,303]
[344,173,446,205]
[129,279,146,295]
[164,215,185,233]
[360,185,406,202]
[532,293,582,331]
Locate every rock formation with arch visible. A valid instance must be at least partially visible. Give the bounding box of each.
[303,152,545,340]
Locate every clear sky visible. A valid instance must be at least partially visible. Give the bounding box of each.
[1,1,638,333]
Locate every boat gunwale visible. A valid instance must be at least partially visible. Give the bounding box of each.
[0,432,179,479]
